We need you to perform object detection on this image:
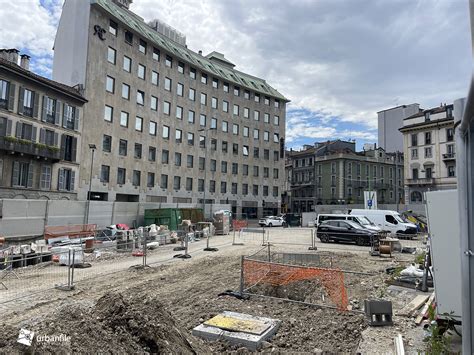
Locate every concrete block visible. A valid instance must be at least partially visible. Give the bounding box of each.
[192,311,281,350]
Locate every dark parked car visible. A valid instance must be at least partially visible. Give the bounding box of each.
[316,220,376,246]
[281,213,301,227]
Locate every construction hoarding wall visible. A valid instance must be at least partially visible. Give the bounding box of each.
[0,199,230,240]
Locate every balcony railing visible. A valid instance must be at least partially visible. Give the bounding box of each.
[406,178,435,186]
[442,152,456,161]
[0,137,61,161]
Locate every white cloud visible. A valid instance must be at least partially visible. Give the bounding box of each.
[0,0,469,143]
[131,0,470,131]
[0,0,62,57]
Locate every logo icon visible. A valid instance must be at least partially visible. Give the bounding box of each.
[17,328,35,346]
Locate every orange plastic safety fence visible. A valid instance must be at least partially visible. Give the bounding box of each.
[243,259,348,310]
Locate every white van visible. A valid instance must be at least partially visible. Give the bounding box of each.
[349,209,418,236]
[315,214,381,232]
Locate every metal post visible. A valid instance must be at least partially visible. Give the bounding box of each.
[67,249,71,287]
[143,230,147,267]
[85,146,95,225]
[204,223,218,251]
[309,228,317,250]
[239,255,244,295]
[71,249,75,287]
[395,151,399,212]
[267,243,271,262]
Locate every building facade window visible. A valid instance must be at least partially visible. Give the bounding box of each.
[123,56,131,72]
[100,165,110,183]
[117,168,126,185]
[132,170,141,186]
[119,139,127,156]
[102,134,112,152]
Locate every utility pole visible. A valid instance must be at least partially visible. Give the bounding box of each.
[395,151,400,212]
[85,144,96,225]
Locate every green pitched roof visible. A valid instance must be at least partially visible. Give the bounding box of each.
[92,0,289,102]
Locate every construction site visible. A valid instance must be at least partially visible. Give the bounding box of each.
[0,219,440,354]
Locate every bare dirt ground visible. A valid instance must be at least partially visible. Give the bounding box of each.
[0,231,428,353]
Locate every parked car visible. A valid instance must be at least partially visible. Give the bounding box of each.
[349,209,417,236]
[316,220,377,246]
[259,216,285,227]
[315,214,381,232]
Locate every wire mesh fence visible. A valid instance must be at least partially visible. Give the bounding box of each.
[232,227,268,246]
[0,227,231,307]
[239,245,377,312]
[267,228,315,248]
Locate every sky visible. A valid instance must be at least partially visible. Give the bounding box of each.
[0,0,471,150]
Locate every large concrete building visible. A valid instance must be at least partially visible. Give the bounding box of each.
[287,140,404,212]
[52,0,288,218]
[378,104,420,152]
[399,103,456,204]
[0,49,86,200]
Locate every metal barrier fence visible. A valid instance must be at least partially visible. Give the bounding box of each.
[232,227,268,246]
[267,228,316,249]
[0,228,227,307]
[237,245,376,312]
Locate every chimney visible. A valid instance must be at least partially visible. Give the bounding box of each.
[198,50,202,56]
[0,49,8,61]
[8,49,19,64]
[20,54,30,70]
[0,49,19,64]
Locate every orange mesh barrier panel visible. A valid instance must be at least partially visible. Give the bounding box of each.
[243,259,348,310]
[232,220,248,231]
[44,224,97,240]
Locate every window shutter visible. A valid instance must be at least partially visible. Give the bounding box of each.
[60,134,66,159]
[54,132,59,147]
[72,137,77,162]
[70,170,76,191]
[41,95,47,122]
[54,100,61,125]
[58,168,64,191]
[11,161,19,186]
[31,126,37,143]
[6,119,12,136]
[62,102,67,128]
[33,92,39,118]
[74,107,79,131]
[27,163,33,188]
[17,87,24,115]
[39,128,45,144]
[15,121,22,138]
[7,83,15,111]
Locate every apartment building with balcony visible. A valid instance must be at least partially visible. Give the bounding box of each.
[287,140,404,212]
[52,0,288,217]
[0,49,86,199]
[399,103,456,203]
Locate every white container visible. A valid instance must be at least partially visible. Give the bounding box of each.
[20,244,31,254]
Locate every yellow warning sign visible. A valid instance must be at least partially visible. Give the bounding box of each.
[204,314,270,335]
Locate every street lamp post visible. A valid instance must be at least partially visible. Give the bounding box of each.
[198,127,218,252]
[85,144,96,225]
[198,127,216,220]
[395,151,400,212]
